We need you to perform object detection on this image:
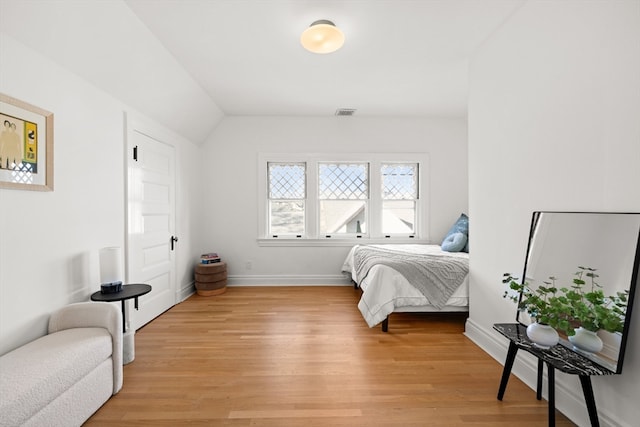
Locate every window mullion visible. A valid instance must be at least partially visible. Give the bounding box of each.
[369,160,382,238]
[307,159,318,239]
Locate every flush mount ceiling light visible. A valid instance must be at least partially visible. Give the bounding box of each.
[300,20,345,54]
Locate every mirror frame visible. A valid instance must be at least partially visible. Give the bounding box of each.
[517,211,640,374]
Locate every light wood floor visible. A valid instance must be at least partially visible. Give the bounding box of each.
[86,286,575,426]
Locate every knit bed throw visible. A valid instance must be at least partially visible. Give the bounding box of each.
[353,246,469,309]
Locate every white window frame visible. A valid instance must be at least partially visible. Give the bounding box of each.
[380,161,420,237]
[257,153,430,246]
[267,162,307,238]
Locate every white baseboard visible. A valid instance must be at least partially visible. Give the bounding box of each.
[227,274,352,286]
[464,318,622,427]
[176,281,195,302]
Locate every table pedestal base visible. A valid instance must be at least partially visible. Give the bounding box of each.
[123,330,135,365]
[90,284,152,366]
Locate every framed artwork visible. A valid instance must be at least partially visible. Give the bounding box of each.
[0,93,54,191]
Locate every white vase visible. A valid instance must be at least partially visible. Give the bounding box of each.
[569,327,603,353]
[526,323,559,349]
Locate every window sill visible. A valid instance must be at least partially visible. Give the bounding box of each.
[257,238,432,247]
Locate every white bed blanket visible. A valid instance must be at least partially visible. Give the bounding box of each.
[342,244,469,327]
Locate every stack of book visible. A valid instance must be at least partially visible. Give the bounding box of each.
[200,253,221,264]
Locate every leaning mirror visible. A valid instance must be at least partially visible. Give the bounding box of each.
[518,211,640,373]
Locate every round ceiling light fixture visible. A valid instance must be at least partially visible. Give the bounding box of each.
[300,20,345,54]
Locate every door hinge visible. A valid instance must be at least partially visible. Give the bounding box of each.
[133,145,138,161]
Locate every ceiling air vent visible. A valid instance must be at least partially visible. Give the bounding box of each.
[335,108,356,116]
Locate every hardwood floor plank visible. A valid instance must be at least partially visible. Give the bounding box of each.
[228,409,363,419]
[85,286,576,426]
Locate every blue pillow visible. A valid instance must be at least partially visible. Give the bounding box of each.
[442,232,468,252]
[441,213,469,252]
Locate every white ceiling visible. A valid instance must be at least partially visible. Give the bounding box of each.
[125,0,524,118]
[1,0,525,142]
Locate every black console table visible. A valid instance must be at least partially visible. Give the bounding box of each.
[493,323,614,427]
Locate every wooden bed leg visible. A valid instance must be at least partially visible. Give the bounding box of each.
[382,317,389,332]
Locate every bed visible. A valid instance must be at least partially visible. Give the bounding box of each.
[342,244,469,332]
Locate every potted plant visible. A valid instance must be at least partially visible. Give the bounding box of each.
[502,273,570,348]
[562,267,628,353]
[502,267,629,352]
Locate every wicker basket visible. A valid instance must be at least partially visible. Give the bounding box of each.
[195,261,227,296]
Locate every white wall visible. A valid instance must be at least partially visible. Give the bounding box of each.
[200,116,468,284]
[174,131,207,299]
[466,1,640,426]
[0,35,204,355]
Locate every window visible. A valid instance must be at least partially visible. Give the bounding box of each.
[381,163,418,234]
[268,162,305,236]
[259,153,428,244]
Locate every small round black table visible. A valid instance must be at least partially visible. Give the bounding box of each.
[91,284,152,333]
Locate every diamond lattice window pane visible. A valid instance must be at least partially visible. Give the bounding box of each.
[269,163,305,199]
[318,163,368,200]
[381,163,417,200]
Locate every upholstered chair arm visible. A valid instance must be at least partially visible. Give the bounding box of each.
[48,302,123,393]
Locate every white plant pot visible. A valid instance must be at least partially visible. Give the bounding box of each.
[569,327,603,354]
[526,322,559,349]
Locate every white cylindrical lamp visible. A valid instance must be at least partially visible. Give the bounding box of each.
[99,247,123,293]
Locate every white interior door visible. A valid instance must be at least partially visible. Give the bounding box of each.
[126,116,177,331]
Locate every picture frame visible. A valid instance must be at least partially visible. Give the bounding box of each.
[0,93,54,191]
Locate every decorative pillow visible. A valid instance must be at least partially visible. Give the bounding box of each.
[441,213,469,252]
[462,239,469,253]
[441,232,468,252]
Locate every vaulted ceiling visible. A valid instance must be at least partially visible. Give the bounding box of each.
[1,0,525,142]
